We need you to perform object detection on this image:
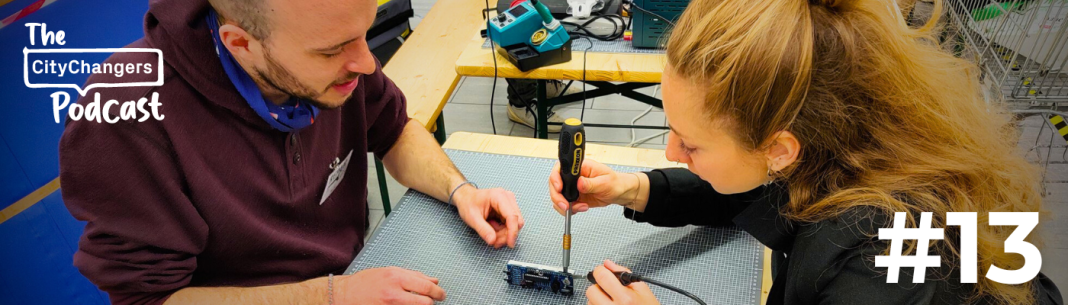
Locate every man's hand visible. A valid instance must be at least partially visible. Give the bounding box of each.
[587,260,660,305]
[378,121,524,248]
[452,186,525,248]
[336,267,446,305]
[165,266,443,304]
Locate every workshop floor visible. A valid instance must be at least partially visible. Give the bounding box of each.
[366,1,1068,289]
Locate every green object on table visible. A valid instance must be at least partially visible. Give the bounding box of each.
[532,0,555,24]
[972,1,1027,22]
[434,112,447,145]
[375,158,392,216]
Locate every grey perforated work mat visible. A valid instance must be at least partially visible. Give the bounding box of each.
[481,37,666,54]
[346,149,764,304]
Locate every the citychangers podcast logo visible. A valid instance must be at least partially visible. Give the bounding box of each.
[22,23,165,123]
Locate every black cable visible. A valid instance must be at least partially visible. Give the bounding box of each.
[485,1,603,133]
[486,1,546,136]
[485,0,499,134]
[559,80,575,95]
[482,7,497,19]
[580,36,592,121]
[563,14,615,121]
[626,0,676,27]
[561,14,628,41]
[503,78,540,136]
[545,36,594,123]
[556,79,581,127]
[587,271,707,305]
[642,277,708,305]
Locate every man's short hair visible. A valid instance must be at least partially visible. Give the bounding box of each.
[208,0,272,40]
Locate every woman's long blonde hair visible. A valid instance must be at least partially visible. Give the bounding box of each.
[666,0,1044,303]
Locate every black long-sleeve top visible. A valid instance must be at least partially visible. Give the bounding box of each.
[624,168,1063,305]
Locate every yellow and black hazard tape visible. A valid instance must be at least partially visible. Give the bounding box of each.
[1051,115,1068,144]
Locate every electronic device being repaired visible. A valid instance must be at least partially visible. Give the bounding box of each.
[487,0,572,72]
[504,260,575,295]
[501,119,585,297]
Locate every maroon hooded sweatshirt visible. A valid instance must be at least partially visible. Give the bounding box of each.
[57,0,409,304]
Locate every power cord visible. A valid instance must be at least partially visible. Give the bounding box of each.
[559,80,576,95]
[481,7,497,20]
[562,14,628,41]
[587,271,707,305]
[486,0,549,136]
[485,0,500,134]
[503,78,541,137]
[579,36,592,121]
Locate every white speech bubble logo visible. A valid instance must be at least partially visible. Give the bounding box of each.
[23,47,164,96]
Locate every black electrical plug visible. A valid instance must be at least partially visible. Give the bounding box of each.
[585,270,709,305]
[586,271,642,286]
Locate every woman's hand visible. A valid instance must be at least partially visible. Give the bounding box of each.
[586,260,660,305]
[548,159,643,215]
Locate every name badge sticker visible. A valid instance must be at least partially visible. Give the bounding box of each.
[320,150,353,205]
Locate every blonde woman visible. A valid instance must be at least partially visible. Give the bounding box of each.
[547,0,1064,304]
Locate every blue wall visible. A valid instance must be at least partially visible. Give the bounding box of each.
[0,0,150,304]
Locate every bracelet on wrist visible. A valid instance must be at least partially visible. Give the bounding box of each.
[448,181,478,206]
[327,273,334,305]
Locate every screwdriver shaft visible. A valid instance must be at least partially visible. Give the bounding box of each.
[563,202,572,273]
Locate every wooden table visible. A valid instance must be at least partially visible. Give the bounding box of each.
[454,28,670,139]
[454,34,667,82]
[384,0,489,142]
[443,132,773,304]
[373,0,489,211]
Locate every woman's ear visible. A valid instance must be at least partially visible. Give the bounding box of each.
[764,131,800,172]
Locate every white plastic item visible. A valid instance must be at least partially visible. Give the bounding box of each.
[566,0,604,18]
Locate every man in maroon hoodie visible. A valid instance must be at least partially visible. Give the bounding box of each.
[58,0,525,304]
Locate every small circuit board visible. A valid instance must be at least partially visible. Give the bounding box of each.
[503,260,575,296]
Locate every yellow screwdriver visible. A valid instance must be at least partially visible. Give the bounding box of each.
[558,118,585,274]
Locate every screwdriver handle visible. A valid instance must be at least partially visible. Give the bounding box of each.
[558,118,585,203]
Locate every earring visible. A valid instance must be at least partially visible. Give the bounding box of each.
[764,168,774,187]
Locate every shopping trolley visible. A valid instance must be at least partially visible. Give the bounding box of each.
[941,0,1068,183]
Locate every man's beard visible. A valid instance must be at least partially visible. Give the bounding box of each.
[254,47,359,109]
